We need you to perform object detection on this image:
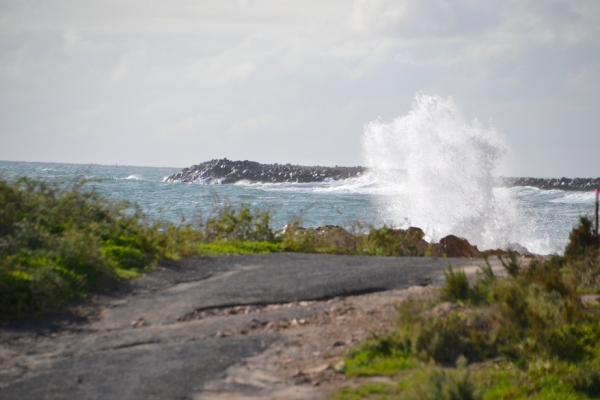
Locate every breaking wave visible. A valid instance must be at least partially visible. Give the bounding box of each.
[362,93,534,251]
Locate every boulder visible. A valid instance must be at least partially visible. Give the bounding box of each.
[436,235,481,257]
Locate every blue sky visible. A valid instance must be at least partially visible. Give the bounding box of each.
[1,0,599,177]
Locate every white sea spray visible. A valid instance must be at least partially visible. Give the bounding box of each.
[362,93,537,251]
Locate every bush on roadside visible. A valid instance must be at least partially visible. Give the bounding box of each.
[406,357,482,400]
[440,267,470,302]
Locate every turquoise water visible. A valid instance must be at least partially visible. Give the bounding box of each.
[1,160,596,255]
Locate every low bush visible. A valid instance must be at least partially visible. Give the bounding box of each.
[406,357,482,400]
[204,203,274,242]
[0,177,203,317]
[440,267,470,302]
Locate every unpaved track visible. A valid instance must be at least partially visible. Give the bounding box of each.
[0,253,503,399]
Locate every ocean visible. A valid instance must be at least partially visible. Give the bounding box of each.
[0,160,596,255]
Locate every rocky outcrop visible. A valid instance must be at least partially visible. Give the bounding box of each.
[165,159,365,184]
[497,177,600,192]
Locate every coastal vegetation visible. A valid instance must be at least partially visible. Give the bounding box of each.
[332,216,600,399]
[0,177,203,317]
[0,177,431,317]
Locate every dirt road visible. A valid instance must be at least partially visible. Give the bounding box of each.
[0,253,505,399]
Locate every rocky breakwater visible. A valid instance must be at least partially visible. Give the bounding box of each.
[497,177,600,191]
[165,158,366,184]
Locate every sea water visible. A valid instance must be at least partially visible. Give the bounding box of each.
[0,158,595,255]
[1,95,596,255]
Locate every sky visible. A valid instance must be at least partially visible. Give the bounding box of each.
[1,0,599,177]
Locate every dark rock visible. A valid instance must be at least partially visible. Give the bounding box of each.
[496,176,600,192]
[165,159,366,184]
[435,235,482,257]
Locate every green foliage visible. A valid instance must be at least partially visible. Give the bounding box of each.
[360,226,424,257]
[413,312,499,365]
[344,331,414,376]
[330,381,404,400]
[334,218,600,399]
[279,222,430,256]
[197,240,280,255]
[565,216,599,259]
[500,251,521,277]
[440,267,470,302]
[0,177,203,317]
[407,357,482,400]
[570,359,600,398]
[204,203,274,242]
[279,221,318,253]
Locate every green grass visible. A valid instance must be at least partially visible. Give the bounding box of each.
[332,216,600,399]
[197,240,281,255]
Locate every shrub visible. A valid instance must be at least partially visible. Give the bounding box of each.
[499,251,520,277]
[359,226,425,257]
[406,357,482,400]
[440,267,470,302]
[565,216,599,259]
[413,311,499,365]
[570,361,600,397]
[0,177,203,317]
[279,221,317,253]
[204,203,274,242]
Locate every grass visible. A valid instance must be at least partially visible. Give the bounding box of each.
[197,240,281,255]
[332,216,600,399]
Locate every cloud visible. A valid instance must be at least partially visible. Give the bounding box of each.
[1,0,600,175]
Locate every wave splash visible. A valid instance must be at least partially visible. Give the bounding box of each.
[362,93,526,250]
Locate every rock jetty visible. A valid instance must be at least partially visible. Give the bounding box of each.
[165,159,599,191]
[497,177,600,192]
[165,158,365,184]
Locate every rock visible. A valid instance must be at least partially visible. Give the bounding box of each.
[496,176,600,192]
[314,225,356,248]
[390,227,431,253]
[165,159,366,184]
[167,160,598,191]
[436,235,481,257]
[507,242,532,255]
